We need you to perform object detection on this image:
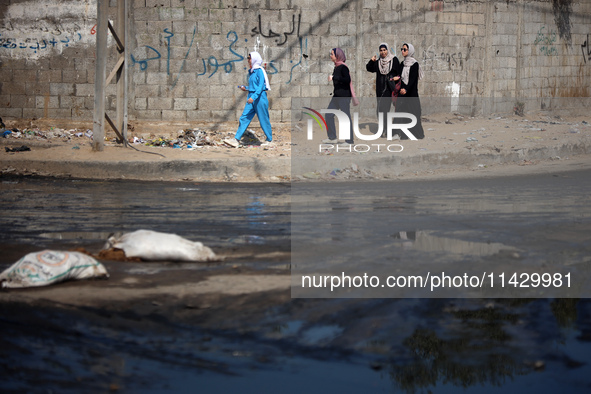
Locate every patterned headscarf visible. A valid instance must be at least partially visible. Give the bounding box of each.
[378,42,396,75]
[401,43,424,85]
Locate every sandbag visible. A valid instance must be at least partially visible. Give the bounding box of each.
[0,250,109,289]
[104,229,218,262]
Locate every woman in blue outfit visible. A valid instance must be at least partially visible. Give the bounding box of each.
[232,51,272,146]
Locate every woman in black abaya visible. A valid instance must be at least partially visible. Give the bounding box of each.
[397,43,425,139]
[366,43,400,136]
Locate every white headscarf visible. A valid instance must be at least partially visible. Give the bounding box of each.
[378,43,396,75]
[249,51,271,91]
[401,43,424,85]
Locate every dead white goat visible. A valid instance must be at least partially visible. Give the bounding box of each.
[104,230,217,262]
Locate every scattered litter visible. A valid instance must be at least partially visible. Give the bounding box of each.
[103,229,218,262]
[302,172,321,179]
[5,145,31,152]
[466,137,478,142]
[0,250,109,288]
[223,137,239,148]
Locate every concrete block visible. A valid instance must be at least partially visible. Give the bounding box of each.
[198,97,223,111]
[162,109,187,121]
[330,23,348,36]
[210,109,234,121]
[174,98,197,110]
[9,95,35,109]
[59,96,85,110]
[1,81,25,96]
[38,70,63,83]
[146,0,171,7]
[148,97,173,110]
[269,109,281,122]
[21,108,42,119]
[45,109,72,119]
[135,84,161,98]
[455,24,467,36]
[135,110,163,121]
[62,70,87,84]
[71,109,93,121]
[146,72,169,85]
[186,110,205,121]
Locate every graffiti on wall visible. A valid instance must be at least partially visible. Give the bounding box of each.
[534,26,558,56]
[0,0,96,59]
[421,46,464,70]
[0,32,84,53]
[582,34,591,64]
[131,13,307,86]
[251,14,301,46]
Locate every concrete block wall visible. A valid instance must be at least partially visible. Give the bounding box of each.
[0,0,589,124]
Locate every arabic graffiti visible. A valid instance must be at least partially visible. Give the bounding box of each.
[131,27,307,85]
[582,34,591,64]
[131,30,246,87]
[533,26,558,56]
[422,47,463,70]
[0,32,83,53]
[288,36,308,84]
[250,14,301,46]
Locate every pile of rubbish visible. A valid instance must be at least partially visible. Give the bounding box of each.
[1,117,269,150]
[1,126,93,141]
[142,128,224,148]
[142,129,262,149]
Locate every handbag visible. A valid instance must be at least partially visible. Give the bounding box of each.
[391,80,401,104]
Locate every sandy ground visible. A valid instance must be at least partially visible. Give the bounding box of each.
[1,111,590,181]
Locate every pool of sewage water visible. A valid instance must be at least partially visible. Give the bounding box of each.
[0,173,590,393]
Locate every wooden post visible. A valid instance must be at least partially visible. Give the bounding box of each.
[116,0,128,146]
[92,0,108,151]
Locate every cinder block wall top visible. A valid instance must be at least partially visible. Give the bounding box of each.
[0,0,589,123]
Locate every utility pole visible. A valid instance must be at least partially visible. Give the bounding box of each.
[93,0,129,152]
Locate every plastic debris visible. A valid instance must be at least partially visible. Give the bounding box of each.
[0,250,109,289]
[103,229,218,262]
[5,145,31,152]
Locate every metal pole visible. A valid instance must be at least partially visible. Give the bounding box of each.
[93,0,108,151]
[116,0,128,146]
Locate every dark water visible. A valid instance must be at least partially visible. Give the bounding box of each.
[1,174,590,393]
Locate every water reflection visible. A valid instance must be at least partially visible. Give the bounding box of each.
[391,230,520,256]
[292,174,591,298]
[0,177,291,255]
[1,175,591,392]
